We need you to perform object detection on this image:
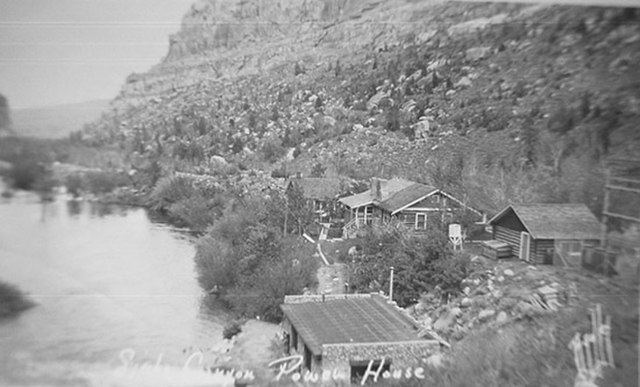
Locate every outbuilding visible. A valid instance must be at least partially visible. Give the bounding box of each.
[280,294,440,381]
[488,203,602,265]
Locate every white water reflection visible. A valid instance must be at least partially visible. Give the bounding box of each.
[0,191,227,386]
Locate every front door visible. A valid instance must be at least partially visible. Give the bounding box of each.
[519,232,531,261]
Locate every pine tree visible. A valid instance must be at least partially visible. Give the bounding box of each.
[0,94,11,132]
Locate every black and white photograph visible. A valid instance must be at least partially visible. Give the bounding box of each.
[0,0,638,386]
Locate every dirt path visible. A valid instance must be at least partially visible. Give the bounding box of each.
[317,263,347,295]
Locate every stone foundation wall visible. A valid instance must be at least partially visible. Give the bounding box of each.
[322,340,440,375]
[284,294,373,304]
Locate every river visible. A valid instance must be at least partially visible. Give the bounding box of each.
[0,188,233,386]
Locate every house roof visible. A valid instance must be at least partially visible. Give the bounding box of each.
[286,177,347,200]
[338,178,435,210]
[379,183,437,214]
[281,295,421,355]
[489,203,601,240]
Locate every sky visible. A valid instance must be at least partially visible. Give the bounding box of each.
[0,0,195,109]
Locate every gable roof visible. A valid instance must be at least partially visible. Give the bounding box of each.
[489,203,601,240]
[379,183,437,214]
[281,295,421,356]
[338,178,436,211]
[286,177,347,201]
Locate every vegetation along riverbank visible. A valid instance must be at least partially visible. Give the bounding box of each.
[1,1,638,385]
[0,280,35,318]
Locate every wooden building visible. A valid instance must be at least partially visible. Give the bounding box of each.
[285,177,352,223]
[280,294,439,379]
[338,178,483,237]
[488,203,601,265]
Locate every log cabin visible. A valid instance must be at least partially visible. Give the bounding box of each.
[285,177,353,223]
[338,178,483,237]
[487,203,602,265]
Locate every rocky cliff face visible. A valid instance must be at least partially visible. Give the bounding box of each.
[86,1,640,214]
[117,0,370,108]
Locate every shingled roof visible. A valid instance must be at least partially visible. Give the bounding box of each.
[379,183,437,214]
[489,203,601,240]
[338,178,436,212]
[281,295,421,356]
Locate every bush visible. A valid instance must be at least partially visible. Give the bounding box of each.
[348,226,452,306]
[0,281,35,318]
[148,175,195,212]
[547,103,575,134]
[222,320,243,339]
[65,174,84,197]
[168,194,217,231]
[195,194,318,322]
[429,252,471,298]
[84,171,128,195]
[7,161,47,190]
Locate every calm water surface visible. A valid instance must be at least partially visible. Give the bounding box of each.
[0,189,229,386]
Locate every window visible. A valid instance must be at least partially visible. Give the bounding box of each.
[365,206,373,225]
[564,241,583,257]
[416,213,427,230]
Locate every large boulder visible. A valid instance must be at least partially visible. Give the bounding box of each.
[466,46,492,61]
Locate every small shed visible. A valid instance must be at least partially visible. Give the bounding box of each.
[488,203,601,264]
[280,294,439,380]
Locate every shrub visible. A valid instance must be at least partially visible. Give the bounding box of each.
[168,194,217,231]
[348,226,452,306]
[222,320,243,339]
[65,174,84,197]
[0,281,35,318]
[7,161,47,190]
[429,252,471,298]
[84,171,128,195]
[547,103,575,134]
[148,175,195,212]
[195,194,318,322]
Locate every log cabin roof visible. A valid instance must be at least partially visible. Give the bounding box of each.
[281,294,421,356]
[489,203,601,240]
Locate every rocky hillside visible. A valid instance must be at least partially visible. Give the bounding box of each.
[81,1,640,215]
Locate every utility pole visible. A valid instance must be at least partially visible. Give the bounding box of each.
[389,266,394,302]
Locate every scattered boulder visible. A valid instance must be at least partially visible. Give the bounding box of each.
[478,309,496,321]
[461,297,472,307]
[434,308,458,331]
[466,46,491,61]
[504,269,515,277]
[425,353,445,368]
[209,155,228,169]
[455,76,473,89]
[609,55,632,72]
[496,311,508,324]
[413,118,431,139]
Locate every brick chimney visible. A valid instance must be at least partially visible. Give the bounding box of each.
[370,178,382,201]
